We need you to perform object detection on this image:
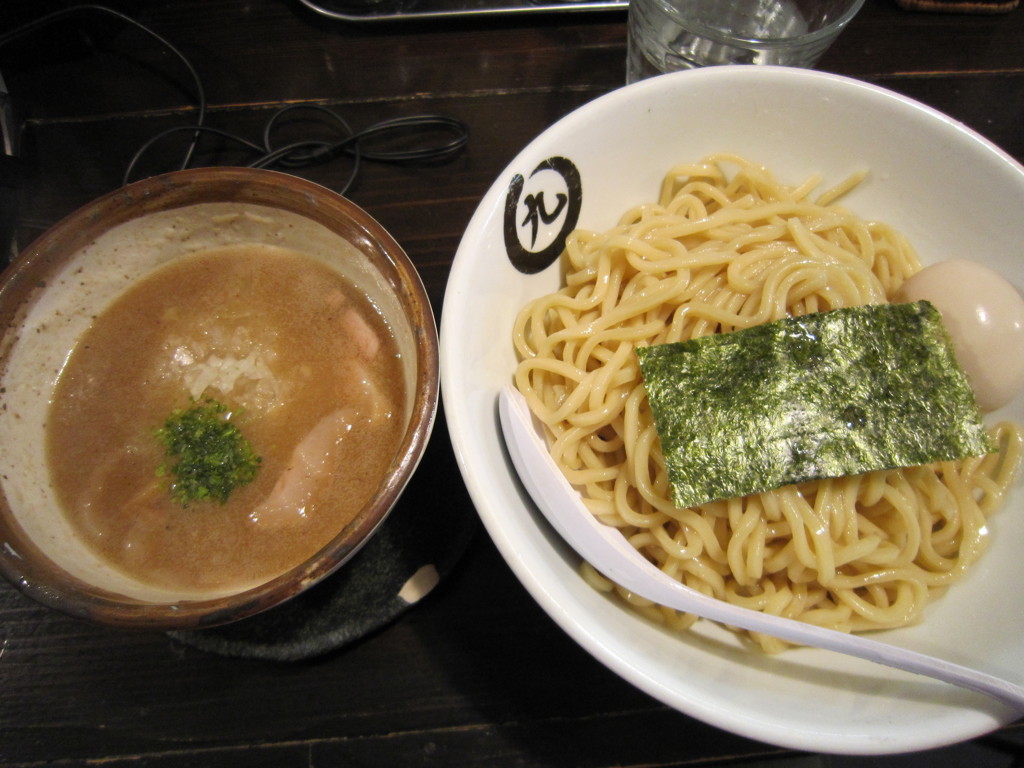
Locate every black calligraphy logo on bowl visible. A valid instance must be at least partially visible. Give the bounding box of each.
[503,156,582,274]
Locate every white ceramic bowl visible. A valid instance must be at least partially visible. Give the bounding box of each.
[440,66,1024,755]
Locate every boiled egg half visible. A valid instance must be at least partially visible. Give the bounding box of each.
[896,259,1024,412]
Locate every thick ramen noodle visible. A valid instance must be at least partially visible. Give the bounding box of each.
[512,154,1022,652]
[47,244,406,595]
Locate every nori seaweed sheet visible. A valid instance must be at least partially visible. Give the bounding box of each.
[636,301,995,508]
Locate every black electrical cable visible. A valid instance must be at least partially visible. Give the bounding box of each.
[0,5,469,196]
[119,108,469,196]
[0,4,207,172]
[259,103,357,169]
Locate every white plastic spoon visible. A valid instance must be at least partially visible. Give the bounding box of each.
[498,384,1024,712]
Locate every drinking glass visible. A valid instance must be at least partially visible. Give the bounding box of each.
[627,0,866,82]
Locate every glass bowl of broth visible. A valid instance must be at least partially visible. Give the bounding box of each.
[0,167,438,629]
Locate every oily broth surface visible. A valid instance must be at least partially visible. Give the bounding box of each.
[46,244,406,594]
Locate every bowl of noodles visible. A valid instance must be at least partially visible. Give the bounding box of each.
[440,66,1024,754]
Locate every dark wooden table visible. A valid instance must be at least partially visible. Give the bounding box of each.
[1,1,1023,765]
